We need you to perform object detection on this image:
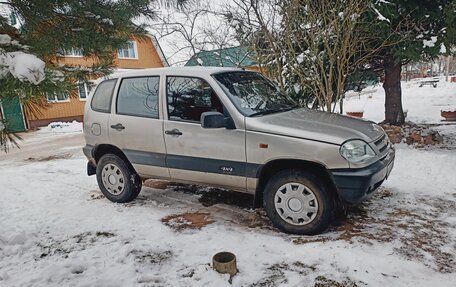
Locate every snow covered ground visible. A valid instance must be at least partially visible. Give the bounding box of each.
[1,85,456,286]
[344,77,456,124]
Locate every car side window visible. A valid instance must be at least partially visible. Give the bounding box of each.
[117,77,159,118]
[167,76,224,122]
[91,79,116,113]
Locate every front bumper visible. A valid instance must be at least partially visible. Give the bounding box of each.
[330,147,395,205]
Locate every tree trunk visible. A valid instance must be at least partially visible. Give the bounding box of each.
[383,55,405,125]
[445,56,451,82]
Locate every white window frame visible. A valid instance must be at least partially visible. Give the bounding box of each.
[117,41,138,59]
[47,91,70,103]
[61,48,84,58]
[77,82,89,101]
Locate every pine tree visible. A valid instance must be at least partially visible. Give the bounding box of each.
[366,0,456,125]
[0,0,188,151]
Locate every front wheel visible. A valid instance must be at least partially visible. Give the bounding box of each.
[96,154,142,203]
[263,170,334,235]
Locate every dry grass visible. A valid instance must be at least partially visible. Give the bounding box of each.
[248,261,360,287]
[144,179,177,190]
[130,249,173,265]
[25,153,72,162]
[293,189,456,273]
[36,231,116,260]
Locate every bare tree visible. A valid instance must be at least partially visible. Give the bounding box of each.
[227,0,401,113]
[224,0,284,87]
[281,0,376,112]
[149,2,239,66]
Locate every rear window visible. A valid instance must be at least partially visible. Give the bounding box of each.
[91,79,116,113]
[117,76,159,118]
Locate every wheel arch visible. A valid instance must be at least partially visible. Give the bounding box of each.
[253,159,340,208]
[92,144,136,173]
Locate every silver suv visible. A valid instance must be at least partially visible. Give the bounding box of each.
[83,67,395,235]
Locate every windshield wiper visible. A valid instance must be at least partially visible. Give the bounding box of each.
[249,107,296,117]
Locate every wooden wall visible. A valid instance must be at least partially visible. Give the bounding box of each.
[114,37,165,69]
[27,36,165,127]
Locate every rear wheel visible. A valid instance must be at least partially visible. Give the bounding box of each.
[96,154,141,203]
[263,170,334,235]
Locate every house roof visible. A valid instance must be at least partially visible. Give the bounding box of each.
[185,46,257,68]
[147,34,169,67]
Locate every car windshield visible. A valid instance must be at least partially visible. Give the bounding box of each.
[213,71,297,117]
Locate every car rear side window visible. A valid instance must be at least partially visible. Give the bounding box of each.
[91,79,116,113]
[117,77,159,118]
[166,76,224,122]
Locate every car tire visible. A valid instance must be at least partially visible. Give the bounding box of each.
[263,169,334,235]
[96,154,142,203]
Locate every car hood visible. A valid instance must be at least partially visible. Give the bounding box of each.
[245,108,384,145]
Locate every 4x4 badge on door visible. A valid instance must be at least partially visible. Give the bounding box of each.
[220,166,234,173]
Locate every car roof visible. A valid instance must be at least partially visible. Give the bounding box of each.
[106,66,248,80]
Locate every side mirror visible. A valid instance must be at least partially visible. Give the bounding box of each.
[200,111,227,129]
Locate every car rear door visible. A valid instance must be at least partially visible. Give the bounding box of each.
[108,75,169,179]
[84,78,117,147]
[162,75,247,191]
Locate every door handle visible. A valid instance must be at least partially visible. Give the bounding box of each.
[110,123,125,131]
[165,129,183,136]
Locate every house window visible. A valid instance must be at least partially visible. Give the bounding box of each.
[78,82,89,100]
[62,48,83,57]
[47,91,69,102]
[117,41,138,59]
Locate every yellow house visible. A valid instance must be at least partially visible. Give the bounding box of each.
[25,34,168,128]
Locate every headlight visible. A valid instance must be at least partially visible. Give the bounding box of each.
[340,139,376,164]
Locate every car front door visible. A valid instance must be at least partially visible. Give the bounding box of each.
[108,75,169,179]
[163,76,247,191]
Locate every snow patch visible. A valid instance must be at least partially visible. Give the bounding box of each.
[38,121,83,134]
[101,18,113,25]
[340,78,456,124]
[0,34,21,47]
[0,51,45,84]
[345,100,365,113]
[0,34,12,45]
[372,7,390,22]
[440,43,447,54]
[293,83,301,94]
[0,230,27,246]
[423,36,438,48]
[7,52,45,84]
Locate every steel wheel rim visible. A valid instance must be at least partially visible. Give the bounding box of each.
[274,182,319,226]
[101,163,125,195]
